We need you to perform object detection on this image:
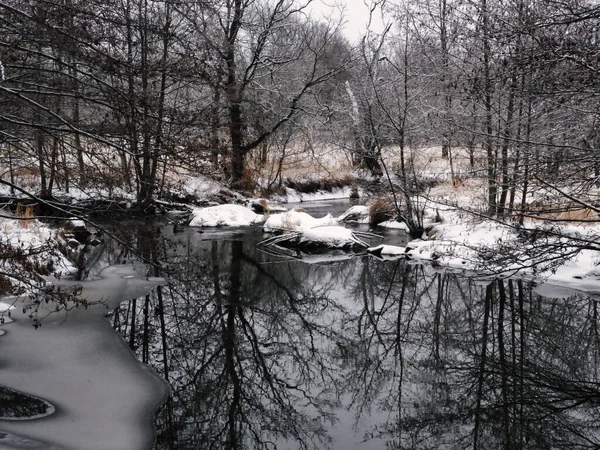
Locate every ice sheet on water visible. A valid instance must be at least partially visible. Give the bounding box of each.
[0,263,168,450]
[0,429,64,449]
[37,262,165,315]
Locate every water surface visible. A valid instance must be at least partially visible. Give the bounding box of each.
[137,217,600,449]
[2,205,600,449]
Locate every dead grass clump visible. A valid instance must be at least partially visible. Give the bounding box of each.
[232,168,259,194]
[284,174,354,194]
[260,185,287,198]
[529,205,600,225]
[556,208,599,223]
[369,197,397,226]
[15,203,38,228]
[0,241,55,284]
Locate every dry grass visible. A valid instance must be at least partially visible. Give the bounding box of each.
[369,197,398,226]
[284,174,355,194]
[0,274,12,296]
[556,208,599,223]
[526,204,600,225]
[15,203,37,228]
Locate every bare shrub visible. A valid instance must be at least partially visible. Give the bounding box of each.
[369,197,397,226]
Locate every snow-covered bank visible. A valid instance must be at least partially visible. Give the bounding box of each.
[398,211,600,297]
[280,186,358,203]
[0,217,76,288]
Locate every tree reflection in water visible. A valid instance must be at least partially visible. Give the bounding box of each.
[0,386,54,420]
[112,227,600,449]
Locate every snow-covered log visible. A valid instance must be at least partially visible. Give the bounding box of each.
[259,225,378,251]
[263,209,337,232]
[337,205,370,223]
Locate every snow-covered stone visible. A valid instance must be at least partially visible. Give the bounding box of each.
[189,204,263,227]
[263,209,338,232]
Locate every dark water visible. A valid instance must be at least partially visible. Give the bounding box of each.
[128,217,600,450]
[2,205,600,449]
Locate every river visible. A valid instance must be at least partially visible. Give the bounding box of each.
[1,201,600,449]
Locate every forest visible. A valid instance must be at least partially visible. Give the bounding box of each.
[0,0,597,212]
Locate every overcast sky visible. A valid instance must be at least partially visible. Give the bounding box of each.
[306,0,386,41]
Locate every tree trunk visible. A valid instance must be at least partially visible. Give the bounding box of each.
[227,0,246,187]
[482,0,497,215]
[498,75,517,217]
[37,132,48,198]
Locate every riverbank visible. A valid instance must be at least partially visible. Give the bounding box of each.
[1,160,600,301]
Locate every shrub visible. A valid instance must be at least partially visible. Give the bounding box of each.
[369,197,398,226]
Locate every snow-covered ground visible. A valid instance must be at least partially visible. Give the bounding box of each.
[0,217,76,285]
[401,211,600,297]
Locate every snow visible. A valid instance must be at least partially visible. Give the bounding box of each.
[0,217,55,247]
[177,174,223,197]
[368,244,406,256]
[263,209,338,232]
[300,226,367,248]
[378,219,410,231]
[281,186,356,203]
[403,210,600,297]
[189,204,263,227]
[337,205,369,223]
[0,217,76,283]
[0,263,168,450]
[69,219,86,228]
